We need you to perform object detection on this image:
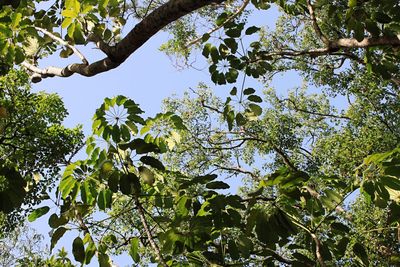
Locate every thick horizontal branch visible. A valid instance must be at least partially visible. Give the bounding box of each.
[258,35,400,61]
[333,36,400,49]
[28,0,226,81]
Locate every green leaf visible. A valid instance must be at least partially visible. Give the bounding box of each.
[353,243,369,266]
[336,237,349,258]
[226,69,239,83]
[224,38,238,53]
[119,139,160,154]
[236,235,253,258]
[236,113,247,126]
[49,213,68,228]
[226,27,242,38]
[98,253,112,267]
[59,175,77,199]
[382,175,400,190]
[321,189,342,209]
[139,166,155,186]
[108,171,120,193]
[119,173,140,195]
[210,46,219,63]
[97,189,112,211]
[243,88,256,95]
[81,180,97,205]
[202,43,212,58]
[216,12,228,26]
[51,227,68,251]
[10,12,22,30]
[230,87,237,95]
[331,222,350,233]
[140,156,165,171]
[227,110,234,131]
[14,47,24,64]
[228,239,239,260]
[28,206,50,222]
[348,0,357,8]
[202,33,210,42]
[85,241,96,264]
[129,237,140,262]
[206,181,230,189]
[176,196,191,217]
[72,236,85,264]
[247,95,263,103]
[249,103,262,116]
[245,26,260,35]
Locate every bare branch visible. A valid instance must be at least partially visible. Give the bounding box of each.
[34,27,89,65]
[135,196,168,267]
[213,163,260,180]
[29,0,226,81]
[282,98,351,120]
[311,233,327,267]
[306,0,329,46]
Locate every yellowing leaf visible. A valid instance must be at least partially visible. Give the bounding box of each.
[348,0,357,8]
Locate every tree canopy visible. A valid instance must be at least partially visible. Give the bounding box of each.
[1,0,400,266]
[0,70,83,229]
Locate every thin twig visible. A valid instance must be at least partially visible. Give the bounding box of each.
[34,26,89,65]
[135,197,168,267]
[186,0,250,47]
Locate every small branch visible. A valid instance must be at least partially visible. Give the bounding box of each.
[35,27,89,65]
[186,0,250,47]
[135,197,168,267]
[265,248,295,265]
[304,185,320,199]
[306,0,330,46]
[201,100,223,114]
[87,33,113,57]
[283,98,351,120]
[311,233,327,267]
[213,163,259,180]
[241,196,276,202]
[271,144,297,172]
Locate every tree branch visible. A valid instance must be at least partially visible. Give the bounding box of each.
[34,27,89,65]
[311,233,327,267]
[135,196,168,267]
[186,0,250,47]
[282,98,351,120]
[213,163,260,180]
[306,0,329,46]
[29,0,226,82]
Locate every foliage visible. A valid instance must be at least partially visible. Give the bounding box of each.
[0,70,83,229]
[0,221,47,266]
[0,0,400,266]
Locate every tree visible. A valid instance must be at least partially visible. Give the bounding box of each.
[0,70,83,229]
[1,0,400,266]
[0,221,47,266]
